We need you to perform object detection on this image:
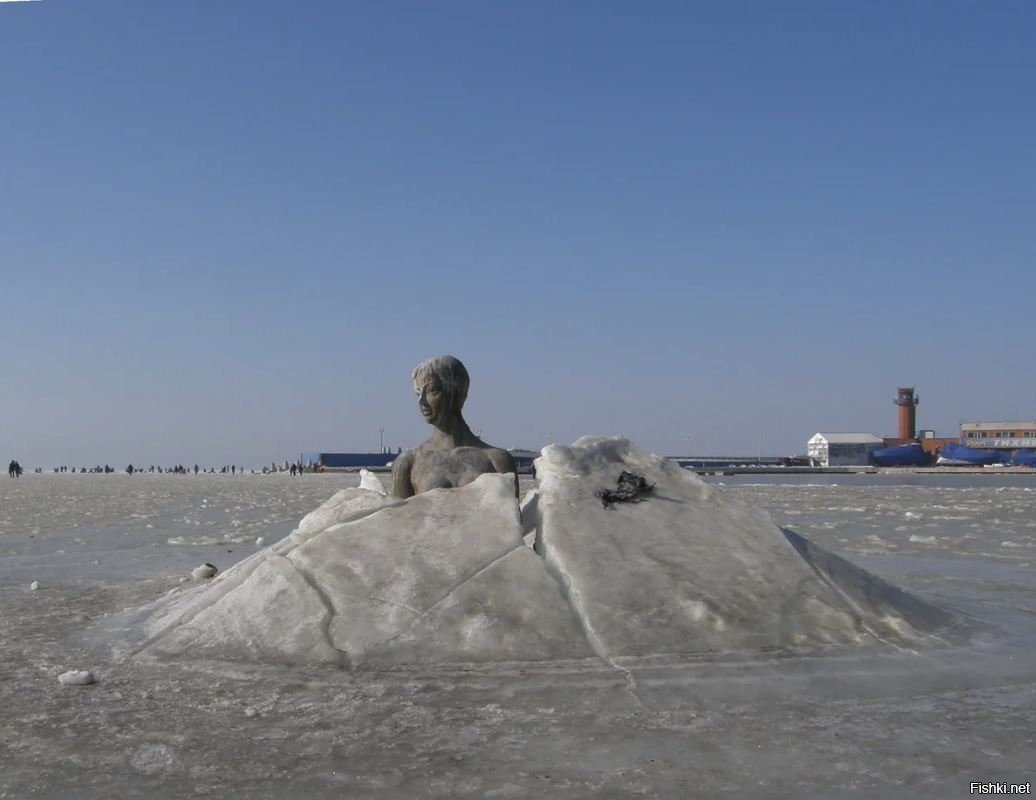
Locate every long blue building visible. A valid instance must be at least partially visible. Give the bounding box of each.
[301,452,398,469]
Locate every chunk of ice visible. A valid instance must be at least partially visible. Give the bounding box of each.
[58,670,95,686]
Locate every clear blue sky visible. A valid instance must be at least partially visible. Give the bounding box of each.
[2,0,1034,466]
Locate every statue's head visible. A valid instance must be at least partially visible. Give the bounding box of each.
[412,355,470,428]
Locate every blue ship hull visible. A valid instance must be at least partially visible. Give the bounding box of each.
[1012,450,1036,467]
[937,442,1001,466]
[871,443,928,467]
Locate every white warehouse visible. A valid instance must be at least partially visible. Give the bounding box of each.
[807,433,884,467]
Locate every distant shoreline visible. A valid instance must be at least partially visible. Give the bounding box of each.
[689,465,1036,476]
[11,465,1035,477]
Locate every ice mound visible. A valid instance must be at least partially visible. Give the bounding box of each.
[533,438,955,658]
[129,473,592,667]
[117,438,957,669]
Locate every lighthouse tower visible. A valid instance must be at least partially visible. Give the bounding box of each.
[894,387,919,441]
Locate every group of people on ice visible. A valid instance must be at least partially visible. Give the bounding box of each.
[7,460,23,478]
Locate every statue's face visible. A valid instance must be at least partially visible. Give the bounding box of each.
[416,375,449,427]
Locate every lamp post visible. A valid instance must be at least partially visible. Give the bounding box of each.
[379,427,384,453]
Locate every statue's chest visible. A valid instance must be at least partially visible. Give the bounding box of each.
[411,448,495,493]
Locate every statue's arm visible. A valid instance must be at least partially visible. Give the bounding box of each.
[487,449,519,498]
[391,451,415,499]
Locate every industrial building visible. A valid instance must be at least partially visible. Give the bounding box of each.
[960,422,1036,450]
[806,388,1034,468]
[300,448,539,473]
[806,433,884,467]
[301,452,398,470]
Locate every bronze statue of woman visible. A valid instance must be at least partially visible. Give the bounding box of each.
[391,356,518,498]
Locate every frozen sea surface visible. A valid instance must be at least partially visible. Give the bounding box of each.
[717,473,1036,622]
[2,472,1035,798]
[0,473,363,582]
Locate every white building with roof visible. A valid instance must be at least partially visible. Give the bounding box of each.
[807,433,884,467]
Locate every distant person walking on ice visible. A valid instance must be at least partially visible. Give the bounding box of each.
[8,460,23,478]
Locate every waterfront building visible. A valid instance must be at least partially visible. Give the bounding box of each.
[882,430,958,456]
[807,433,884,467]
[300,452,398,470]
[300,448,539,472]
[959,422,1036,450]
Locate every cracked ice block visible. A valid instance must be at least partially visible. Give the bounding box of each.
[535,437,949,659]
[363,546,595,667]
[287,473,531,664]
[143,555,342,664]
[125,472,594,667]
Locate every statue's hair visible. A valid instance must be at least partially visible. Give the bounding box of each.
[412,355,470,409]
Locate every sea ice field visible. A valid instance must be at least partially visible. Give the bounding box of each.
[2,471,1035,798]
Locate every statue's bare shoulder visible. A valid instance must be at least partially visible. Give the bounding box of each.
[484,447,517,476]
[391,450,416,499]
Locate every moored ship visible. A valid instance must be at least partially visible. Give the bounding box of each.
[936,442,1002,466]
